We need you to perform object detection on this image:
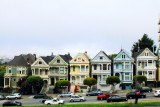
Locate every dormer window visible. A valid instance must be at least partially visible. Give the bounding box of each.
[122,55,125,59]
[78,58,81,62]
[39,61,42,64]
[57,59,60,63]
[99,56,103,60]
[145,52,149,56]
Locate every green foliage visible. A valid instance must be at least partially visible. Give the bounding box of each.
[83,78,97,87]
[0,65,6,72]
[132,34,156,56]
[25,76,44,94]
[108,54,117,60]
[133,75,147,84]
[106,76,120,86]
[2,87,13,93]
[0,71,5,87]
[56,80,71,87]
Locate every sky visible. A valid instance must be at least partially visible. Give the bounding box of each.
[0,0,160,59]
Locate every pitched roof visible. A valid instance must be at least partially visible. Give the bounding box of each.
[132,49,145,58]
[41,55,55,64]
[92,51,111,60]
[114,49,134,60]
[7,54,36,66]
[59,54,72,63]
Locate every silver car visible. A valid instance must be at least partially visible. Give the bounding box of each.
[70,95,86,102]
[59,92,73,97]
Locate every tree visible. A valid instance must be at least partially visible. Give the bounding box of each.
[25,76,44,94]
[0,65,6,87]
[83,78,97,92]
[131,34,156,56]
[133,75,147,89]
[108,54,117,60]
[55,80,71,93]
[106,76,120,92]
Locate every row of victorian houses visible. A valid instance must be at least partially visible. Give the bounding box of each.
[3,48,158,93]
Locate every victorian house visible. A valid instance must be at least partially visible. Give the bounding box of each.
[91,51,111,91]
[158,18,160,81]
[4,54,36,88]
[70,52,91,92]
[134,48,157,87]
[113,49,134,90]
[31,55,55,85]
[49,54,72,85]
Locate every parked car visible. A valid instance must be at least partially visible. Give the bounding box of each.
[44,98,64,105]
[40,96,53,103]
[59,92,73,97]
[97,93,117,100]
[33,93,46,99]
[126,91,146,99]
[138,88,153,93]
[86,90,103,96]
[107,96,128,102]
[154,90,160,97]
[0,95,5,100]
[2,101,22,106]
[70,95,86,102]
[6,93,21,100]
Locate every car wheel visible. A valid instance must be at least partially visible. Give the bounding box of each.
[47,103,51,105]
[158,94,160,97]
[129,96,132,99]
[125,99,128,101]
[70,100,74,102]
[80,99,83,102]
[15,97,18,99]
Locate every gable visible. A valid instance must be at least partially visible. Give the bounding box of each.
[70,53,90,63]
[92,51,111,62]
[138,48,157,58]
[114,49,134,61]
[49,55,68,66]
[31,57,49,67]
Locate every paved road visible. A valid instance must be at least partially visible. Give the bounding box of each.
[0,92,159,106]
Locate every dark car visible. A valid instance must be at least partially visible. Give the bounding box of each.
[33,93,46,99]
[126,91,146,99]
[97,93,117,100]
[86,90,103,96]
[2,101,22,106]
[139,88,152,93]
[107,96,128,102]
[40,96,53,103]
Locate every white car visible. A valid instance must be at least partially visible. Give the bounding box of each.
[70,95,86,102]
[6,93,21,99]
[154,90,160,97]
[44,98,64,105]
[59,92,74,97]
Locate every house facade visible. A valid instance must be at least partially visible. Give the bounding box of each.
[91,51,111,91]
[113,49,134,90]
[31,55,55,85]
[158,18,160,81]
[4,54,36,88]
[49,54,72,85]
[70,52,90,92]
[134,48,157,87]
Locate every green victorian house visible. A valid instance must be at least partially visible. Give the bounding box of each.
[4,54,36,88]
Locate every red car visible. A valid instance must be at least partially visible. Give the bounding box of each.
[97,93,117,100]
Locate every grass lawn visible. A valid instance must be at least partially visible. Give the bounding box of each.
[21,102,160,107]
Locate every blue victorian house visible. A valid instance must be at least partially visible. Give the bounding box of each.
[113,49,134,90]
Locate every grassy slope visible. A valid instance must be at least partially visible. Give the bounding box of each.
[20,102,160,107]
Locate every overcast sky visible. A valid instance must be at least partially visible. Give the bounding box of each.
[0,0,160,59]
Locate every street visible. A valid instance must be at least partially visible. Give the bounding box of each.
[0,92,160,106]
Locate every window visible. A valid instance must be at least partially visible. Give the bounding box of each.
[5,78,9,85]
[22,70,25,74]
[125,73,130,80]
[9,70,11,73]
[138,61,141,66]
[148,71,152,78]
[94,65,97,70]
[125,62,130,69]
[35,69,38,75]
[145,52,149,56]
[99,56,103,60]
[102,75,107,81]
[81,65,85,72]
[57,59,60,63]
[80,86,87,89]
[148,60,152,66]
[103,64,107,70]
[60,67,64,74]
[78,58,81,62]
[39,61,42,64]
[45,70,48,75]
[73,66,75,72]
[122,55,125,59]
